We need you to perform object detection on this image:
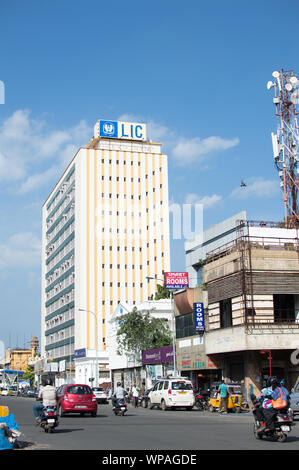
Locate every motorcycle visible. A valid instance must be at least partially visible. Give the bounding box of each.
[250,394,294,442]
[113,398,127,416]
[39,406,59,433]
[194,390,209,410]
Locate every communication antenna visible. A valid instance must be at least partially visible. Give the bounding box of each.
[267,69,299,227]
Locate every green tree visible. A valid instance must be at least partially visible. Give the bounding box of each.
[23,365,35,387]
[116,307,172,358]
[149,283,171,300]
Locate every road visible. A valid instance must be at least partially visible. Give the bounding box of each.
[1,396,298,451]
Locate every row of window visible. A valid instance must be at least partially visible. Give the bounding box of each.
[46,272,75,302]
[46,221,75,258]
[46,239,75,273]
[46,307,75,331]
[46,289,75,315]
[100,158,162,172]
[46,255,74,285]
[46,186,75,227]
[46,173,75,216]
[46,343,74,361]
[46,325,74,346]
[46,205,75,246]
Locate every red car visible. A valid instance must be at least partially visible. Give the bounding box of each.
[56,384,97,417]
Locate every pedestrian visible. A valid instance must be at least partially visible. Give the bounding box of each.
[217,380,230,413]
[132,385,139,408]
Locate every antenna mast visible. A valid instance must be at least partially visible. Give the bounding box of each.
[267,69,299,228]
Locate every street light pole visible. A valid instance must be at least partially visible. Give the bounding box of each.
[79,308,98,387]
[146,276,177,377]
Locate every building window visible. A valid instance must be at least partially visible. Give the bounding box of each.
[273,294,295,322]
[220,299,232,328]
[175,313,197,339]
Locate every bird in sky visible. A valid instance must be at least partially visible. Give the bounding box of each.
[240,180,247,188]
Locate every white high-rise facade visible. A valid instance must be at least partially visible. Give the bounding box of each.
[41,119,170,384]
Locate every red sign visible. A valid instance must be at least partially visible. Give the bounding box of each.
[164,272,189,289]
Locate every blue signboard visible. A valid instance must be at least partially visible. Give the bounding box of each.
[74,348,86,359]
[194,303,205,332]
[99,120,118,139]
[97,120,146,141]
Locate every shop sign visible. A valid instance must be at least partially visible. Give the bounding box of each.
[164,272,189,289]
[194,302,205,332]
[96,119,146,141]
[142,345,174,365]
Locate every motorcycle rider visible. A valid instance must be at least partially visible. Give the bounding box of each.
[111,382,126,409]
[33,377,57,424]
[259,376,289,433]
[252,379,273,427]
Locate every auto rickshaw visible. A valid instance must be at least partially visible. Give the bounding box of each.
[209,382,243,413]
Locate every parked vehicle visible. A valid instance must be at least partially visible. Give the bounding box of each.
[56,384,97,417]
[0,387,8,396]
[194,390,210,410]
[289,380,299,417]
[39,406,59,433]
[139,388,153,408]
[209,382,243,413]
[148,378,195,411]
[26,389,37,398]
[92,387,108,404]
[250,393,294,442]
[113,398,127,416]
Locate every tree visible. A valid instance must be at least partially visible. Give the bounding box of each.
[149,283,171,300]
[116,307,172,358]
[23,365,35,387]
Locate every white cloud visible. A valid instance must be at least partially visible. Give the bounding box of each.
[230,177,280,200]
[0,110,91,191]
[0,232,41,270]
[172,136,240,165]
[185,193,222,209]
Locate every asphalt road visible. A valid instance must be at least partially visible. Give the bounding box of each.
[1,396,299,451]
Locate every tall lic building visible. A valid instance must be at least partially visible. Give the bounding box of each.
[41,119,170,382]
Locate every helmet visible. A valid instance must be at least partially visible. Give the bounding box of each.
[117,382,121,387]
[267,376,279,388]
[44,378,53,386]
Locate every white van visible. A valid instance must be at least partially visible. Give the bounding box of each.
[148,378,195,410]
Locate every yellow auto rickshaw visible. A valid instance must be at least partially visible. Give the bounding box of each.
[209,382,243,413]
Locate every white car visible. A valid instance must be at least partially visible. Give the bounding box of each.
[0,388,8,396]
[92,387,108,404]
[148,378,195,411]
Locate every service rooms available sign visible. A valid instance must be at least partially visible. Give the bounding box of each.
[164,272,189,289]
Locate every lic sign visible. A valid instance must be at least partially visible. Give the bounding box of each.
[94,119,146,141]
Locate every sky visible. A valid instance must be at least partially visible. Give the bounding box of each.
[0,0,298,349]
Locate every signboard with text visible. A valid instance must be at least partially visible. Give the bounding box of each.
[164,272,189,290]
[94,119,147,141]
[194,302,205,332]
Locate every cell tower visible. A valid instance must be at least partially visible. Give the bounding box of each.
[267,69,299,228]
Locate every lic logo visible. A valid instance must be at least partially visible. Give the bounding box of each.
[0,80,4,104]
[103,122,115,136]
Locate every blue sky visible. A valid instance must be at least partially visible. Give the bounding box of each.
[0,0,298,349]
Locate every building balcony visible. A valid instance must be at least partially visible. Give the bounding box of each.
[205,320,299,355]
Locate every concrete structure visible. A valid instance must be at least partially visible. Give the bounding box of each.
[185,211,246,288]
[108,299,172,389]
[41,119,170,385]
[5,337,39,372]
[180,215,299,398]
